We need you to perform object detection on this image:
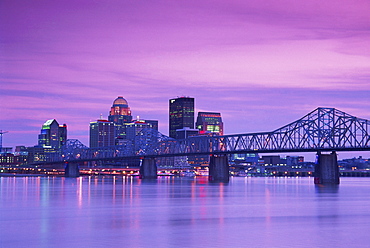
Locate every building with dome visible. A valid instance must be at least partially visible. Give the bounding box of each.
[108,96,132,124]
[108,96,133,140]
[91,96,152,166]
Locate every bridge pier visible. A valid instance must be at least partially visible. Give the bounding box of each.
[314,151,340,185]
[139,157,157,179]
[65,162,80,177]
[209,154,229,183]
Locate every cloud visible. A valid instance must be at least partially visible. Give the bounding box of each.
[1,0,370,157]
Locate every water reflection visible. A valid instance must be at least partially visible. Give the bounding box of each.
[1,176,370,248]
[315,184,340,194]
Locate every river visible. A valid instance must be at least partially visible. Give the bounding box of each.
[1,176,370,248]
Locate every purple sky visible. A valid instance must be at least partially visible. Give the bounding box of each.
[1,0,370,160]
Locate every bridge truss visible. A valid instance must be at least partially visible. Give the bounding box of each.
[161,108,370,156]
[46,107,370,163]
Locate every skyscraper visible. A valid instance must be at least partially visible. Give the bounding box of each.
[169,97,194,139]
[38,119,67,148]
[89,119,115,148]
[190,112,223,170]
[125,119,152,141]
[108,96,132,124]
[196,112,223,136]
[108,96,133,140]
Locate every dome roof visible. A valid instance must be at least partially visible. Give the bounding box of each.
[112,96,129,107]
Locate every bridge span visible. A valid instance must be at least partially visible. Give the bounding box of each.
[39,107,370,184]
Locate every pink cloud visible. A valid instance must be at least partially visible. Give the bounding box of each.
[1,0,370,159]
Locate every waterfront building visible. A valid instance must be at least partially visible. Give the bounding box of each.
[230,153,259,166]
[339,156,370,170]
[0,147,12,154]
[0,153,17,166]
[108,96,133,140]
[196,112,223,135]
[15,146,27,154]
[89,119,115,148]
[26,146,59,163]
[286,156,304,168]
[14,146,28,165]
[169,97,194,139]
[262,155,282,166]
[228,153,260,175]
[38,119,67,149]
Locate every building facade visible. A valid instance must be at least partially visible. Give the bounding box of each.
[169,97,194,139]
[125,120,152,141]
[196,112,223,136]
[187,112,224,170]
[89,119,115,148]
[38,119,67,149]
[175,127,199,139]
[108,96,133,141]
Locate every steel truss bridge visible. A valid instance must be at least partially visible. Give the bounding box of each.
[45,107,370,164]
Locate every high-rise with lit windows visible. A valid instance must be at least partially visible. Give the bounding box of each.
[89,119,115,148]
[108,96,132,124]
[196,112,223,135]
[169,97,194,139]
[38,119,67,148]
[108,96,133,140]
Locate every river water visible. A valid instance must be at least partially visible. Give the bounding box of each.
[1,176,370,248]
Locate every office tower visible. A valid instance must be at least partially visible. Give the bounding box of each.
[126,118,160,151]
[108,96,132,123]
[108,96,133,140]
[89,119,115,148]
[196,112,223,135]
[125,120,152,141]
[189,112,223,170]
[169,97,194,139]
[38,119,67,148]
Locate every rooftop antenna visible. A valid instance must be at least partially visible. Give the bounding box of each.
[0,130,9,153]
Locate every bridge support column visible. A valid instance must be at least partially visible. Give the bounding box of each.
[140,157,157,179]
[65,162,80,177]
[314,151,340,185]
[209,154,229,182]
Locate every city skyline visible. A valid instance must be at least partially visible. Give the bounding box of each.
[1,0,370,160]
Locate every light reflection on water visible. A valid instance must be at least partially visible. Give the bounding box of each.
[1,176,370,248]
